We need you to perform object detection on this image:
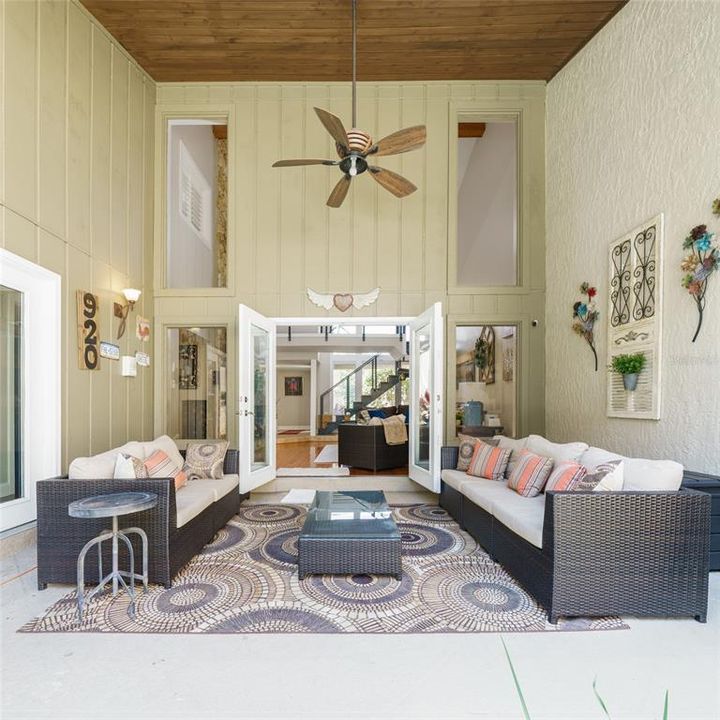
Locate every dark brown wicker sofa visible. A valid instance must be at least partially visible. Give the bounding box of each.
[36,450,245,590]
[439,446,710,623]
[337,423,408,471]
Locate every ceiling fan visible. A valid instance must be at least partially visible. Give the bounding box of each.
[272,0,426,208]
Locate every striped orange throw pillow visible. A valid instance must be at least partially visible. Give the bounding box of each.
[466,441,511,481]
[144,450,187,491]
[545,461,587,492]
[507,449,553,497]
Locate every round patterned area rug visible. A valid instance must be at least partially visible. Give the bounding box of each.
[20,504,628,634]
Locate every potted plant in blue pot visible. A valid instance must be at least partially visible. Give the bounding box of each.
[610,352,646,391]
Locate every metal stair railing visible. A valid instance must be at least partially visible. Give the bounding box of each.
[319,355,378,431]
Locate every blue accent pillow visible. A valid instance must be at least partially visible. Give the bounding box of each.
[368,409,386,419]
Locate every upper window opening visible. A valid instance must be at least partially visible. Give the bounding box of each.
[167,120,228,288]
[456,120,518,287]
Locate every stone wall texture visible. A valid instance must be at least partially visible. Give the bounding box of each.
[546,0,720,473]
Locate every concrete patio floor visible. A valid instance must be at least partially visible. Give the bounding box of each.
[2,501,718,720]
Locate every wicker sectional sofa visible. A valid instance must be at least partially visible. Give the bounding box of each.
[439,439,710,623]
[37,439,246,590]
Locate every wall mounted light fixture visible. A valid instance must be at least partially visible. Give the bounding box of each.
[114,288,141,339]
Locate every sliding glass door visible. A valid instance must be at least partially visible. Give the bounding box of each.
[0,250,61,531]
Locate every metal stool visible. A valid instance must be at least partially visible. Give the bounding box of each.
[68,491,157,622]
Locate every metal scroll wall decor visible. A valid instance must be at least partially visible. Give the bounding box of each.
[607,215,663,419]
[474,326,496,384]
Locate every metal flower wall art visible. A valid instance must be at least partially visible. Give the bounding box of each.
[681,197,720,342]
[572,282,599,371]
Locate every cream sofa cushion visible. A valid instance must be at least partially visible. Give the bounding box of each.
[490,490,546,549]
[462,477,512,516]
[622,458,683,491]
[496,436,529,477]
[175,482,216,528]
[527,435,588,464]
[188,474,239,502]
[579,446,625,471]
[441,469,478,493]
[141,435,184,471]
[69,441,145,479]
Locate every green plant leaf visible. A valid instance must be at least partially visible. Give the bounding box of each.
[501,638,532,720]
[593,677,612,720]
[663,690,669,720]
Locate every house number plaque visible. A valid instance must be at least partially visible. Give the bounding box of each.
[76,290,100,370]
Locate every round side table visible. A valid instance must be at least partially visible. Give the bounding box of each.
[68,491,158,623]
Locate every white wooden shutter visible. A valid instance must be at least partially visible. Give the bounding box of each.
[606,214,663,419]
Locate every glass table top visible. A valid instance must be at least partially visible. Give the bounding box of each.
[300,491,399,539]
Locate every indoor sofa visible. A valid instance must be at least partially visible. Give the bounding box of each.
[439,436,710,623]
[36,437,246,590]
[338,422,408,471]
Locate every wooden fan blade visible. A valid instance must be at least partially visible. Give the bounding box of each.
[314,107,349,154]
[368,167,417,198]
[369,125,426,157]
[272,159,336,167]
[327,174,351,208]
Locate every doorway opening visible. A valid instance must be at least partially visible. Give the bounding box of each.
[237,305,443,496]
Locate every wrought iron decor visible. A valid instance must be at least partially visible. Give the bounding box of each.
[607,215,663,420]
[476,326,496,385]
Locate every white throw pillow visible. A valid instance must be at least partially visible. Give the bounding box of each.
[622,458,683,491]
[579,446,625,472]
[526,435,589,465]
[573,460,624,492]
[113,453,137,479]
[69,441,145,479]
[141,435,184,471]
[496,436,528,478]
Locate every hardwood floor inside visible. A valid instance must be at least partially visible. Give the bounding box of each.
[276,440,408,477]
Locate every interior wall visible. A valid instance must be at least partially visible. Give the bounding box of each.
[167,123,216,288]
[276,369,310,428]
[546,0,720,472]
[153,81,547,443]
[0,0,156,471]
[456,123,517,286]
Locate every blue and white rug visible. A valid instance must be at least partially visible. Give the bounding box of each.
[21,504,628,634]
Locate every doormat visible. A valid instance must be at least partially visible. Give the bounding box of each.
[314,445,339,463]
[21,504,628,634]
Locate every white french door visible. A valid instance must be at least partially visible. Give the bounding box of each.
[0,250,61,531]
[237,304,276,493]
[408,303,444,493]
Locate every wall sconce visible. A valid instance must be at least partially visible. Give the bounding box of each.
[114,288,141,339]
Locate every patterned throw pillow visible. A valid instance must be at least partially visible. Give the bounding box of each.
[456,434,499,471]
[183,440,229,480]
[113,453,148,480]
[466,441,511,481]
[544,461,586,492]
[145,449,187,491]
[573,460,624,492]
[507,450,554,497]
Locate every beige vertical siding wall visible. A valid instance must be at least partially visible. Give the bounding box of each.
[0,0,156,471]
[153,82,546,444]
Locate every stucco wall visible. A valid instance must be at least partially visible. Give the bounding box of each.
[546,0,720,473]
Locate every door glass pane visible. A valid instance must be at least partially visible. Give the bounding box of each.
[166,327,227,440]
[1,286,23,503]
[456,120,517,286]
[166,119,228,288]
[455,325,517,437]
[414,324,431,470]
[252,325,269,469]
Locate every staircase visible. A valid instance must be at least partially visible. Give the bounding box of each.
[318,356,408,434]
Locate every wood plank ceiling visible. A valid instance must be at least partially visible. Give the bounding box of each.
[80,0,627,83]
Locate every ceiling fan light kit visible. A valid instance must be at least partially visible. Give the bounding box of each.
[272,0,426,208]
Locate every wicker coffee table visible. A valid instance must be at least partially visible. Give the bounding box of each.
[298,490,402,580]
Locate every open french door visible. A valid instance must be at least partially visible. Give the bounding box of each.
[238,305,276,494]
[408,303,444,493]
